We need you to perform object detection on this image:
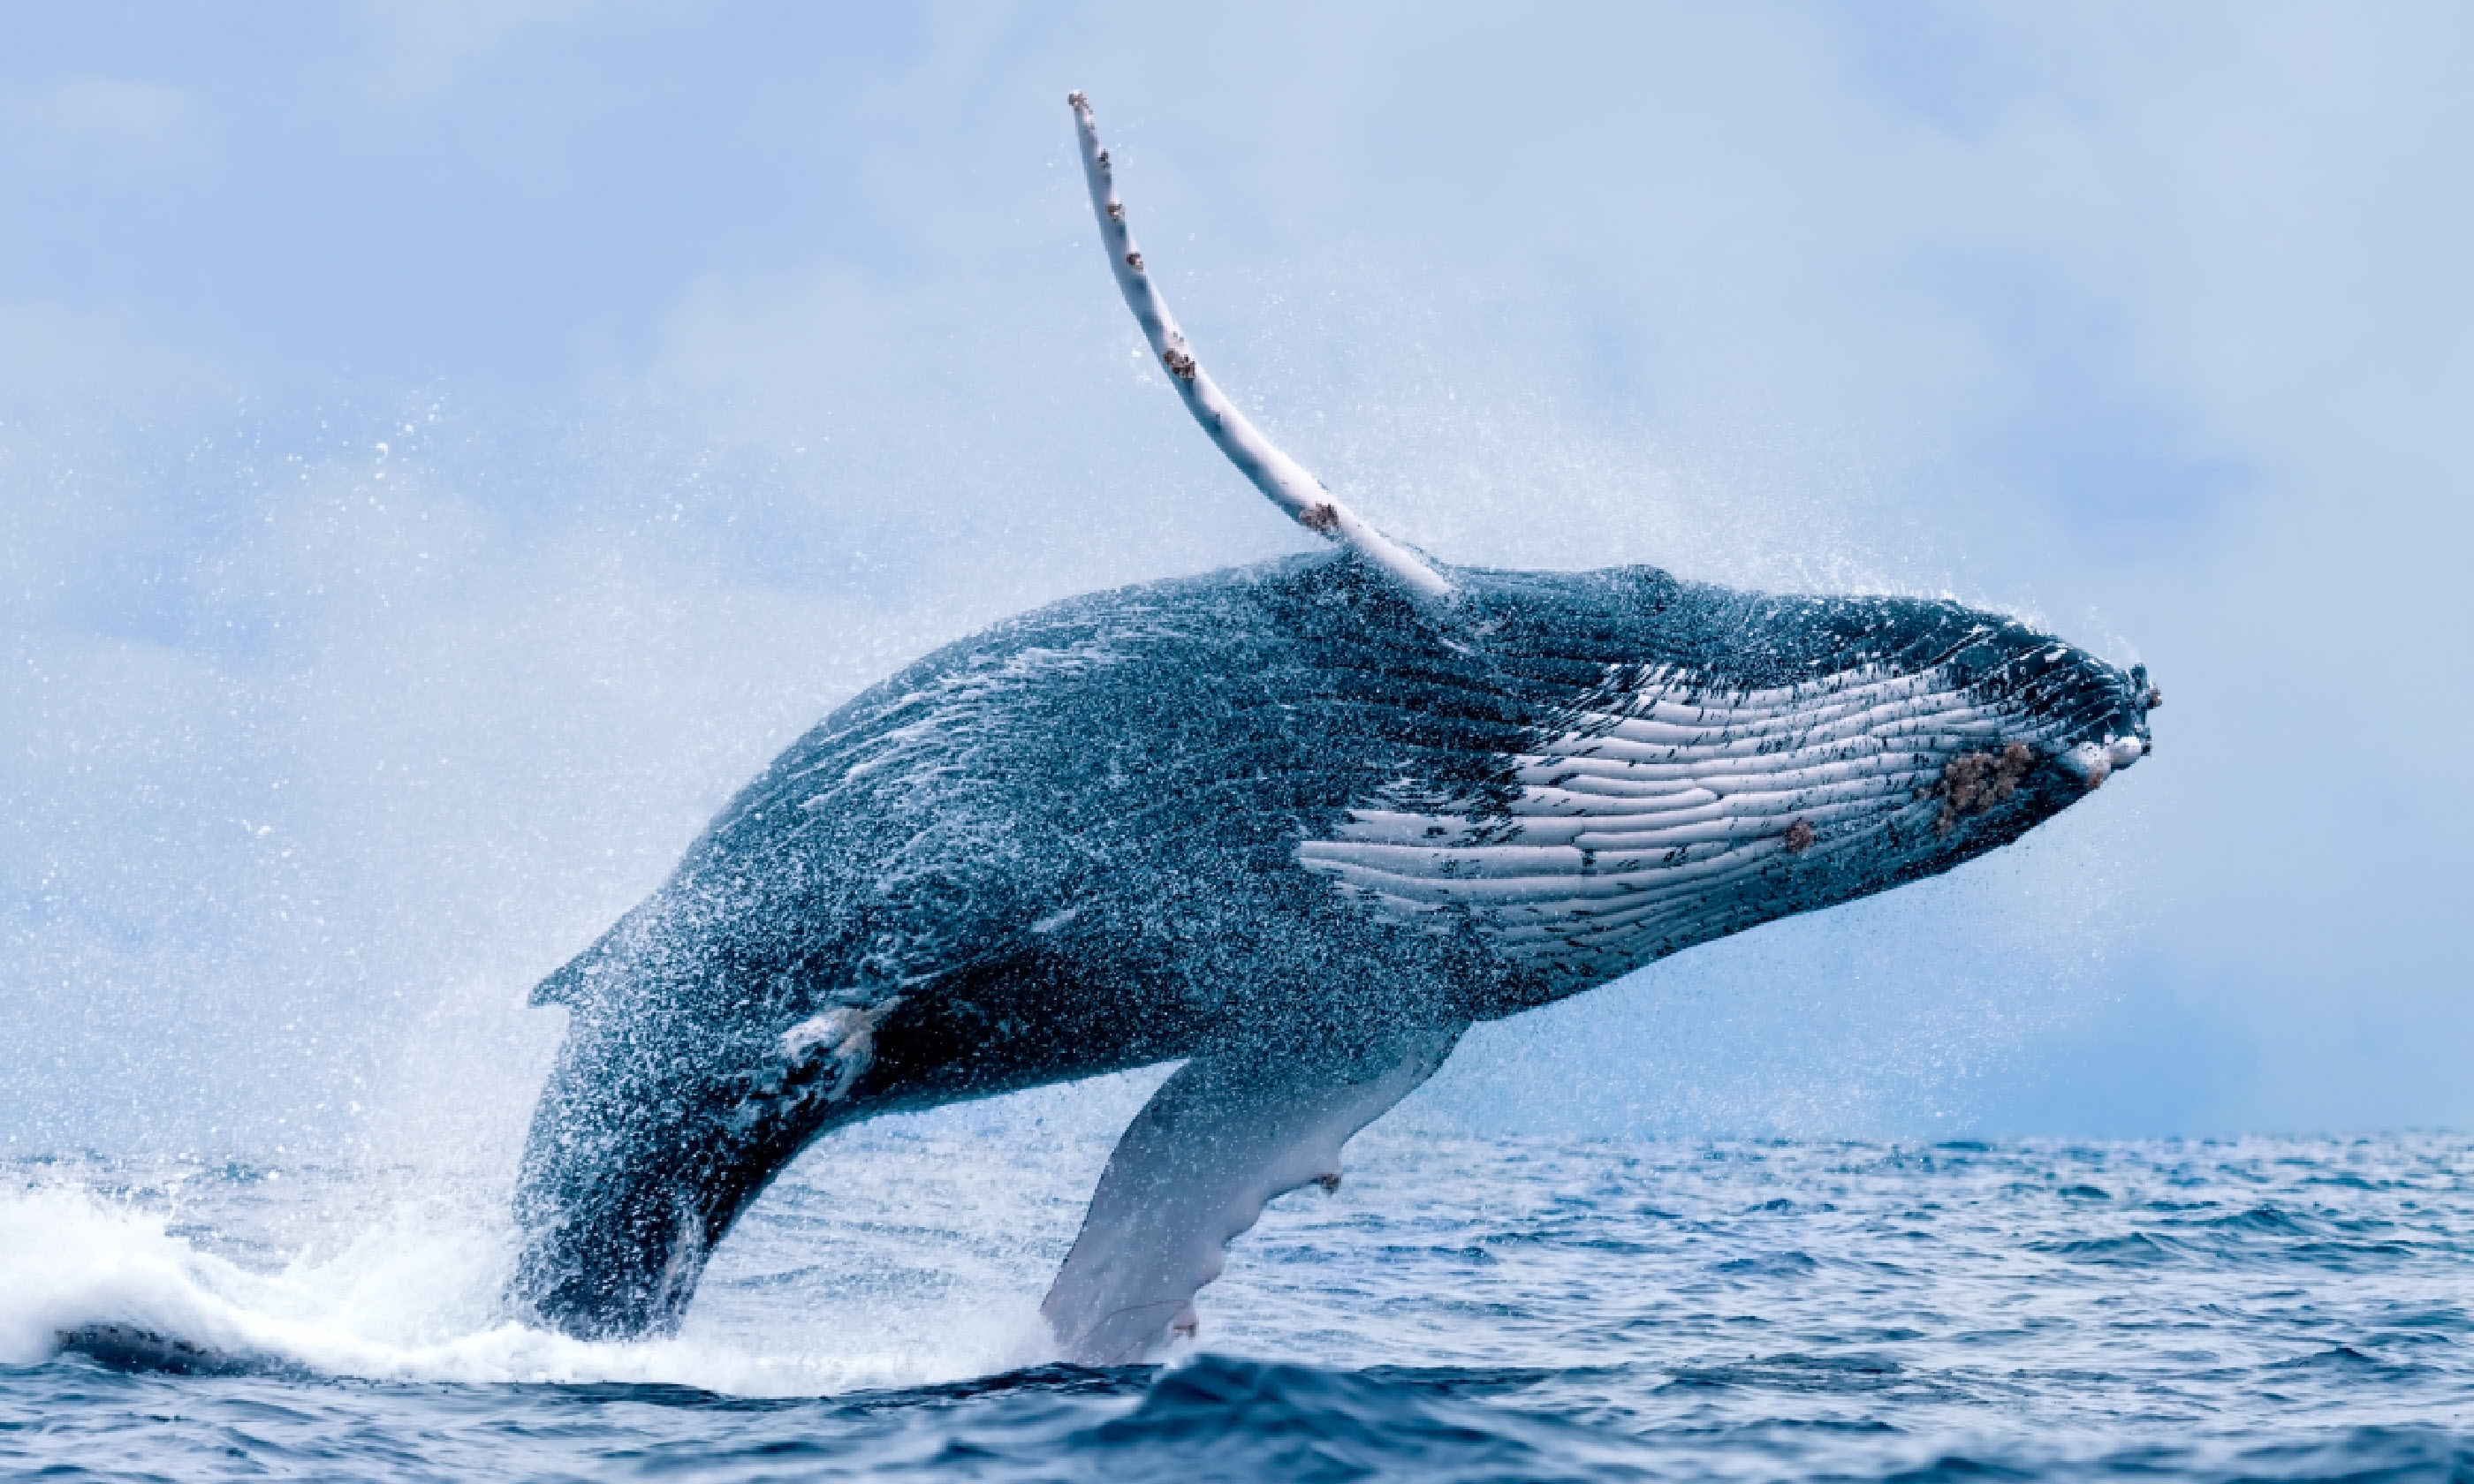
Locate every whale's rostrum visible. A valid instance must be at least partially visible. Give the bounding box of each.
[506,95,2156,1362]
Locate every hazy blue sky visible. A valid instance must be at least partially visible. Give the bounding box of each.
[4,4,2469,1156]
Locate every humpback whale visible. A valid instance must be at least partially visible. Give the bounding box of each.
[508,95,2157,1363]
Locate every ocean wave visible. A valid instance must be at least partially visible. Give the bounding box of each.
[6,1136,2473,1480]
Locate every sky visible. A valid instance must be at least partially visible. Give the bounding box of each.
[2,3,2469,1158]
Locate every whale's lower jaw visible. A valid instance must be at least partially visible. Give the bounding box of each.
[1299,653,2142,991]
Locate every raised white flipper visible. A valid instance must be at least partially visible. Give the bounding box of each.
[1066,91,1452,605]
[1040,1026,1461,1364]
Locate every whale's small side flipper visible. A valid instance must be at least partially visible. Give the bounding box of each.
[1039,1023,1462,1365]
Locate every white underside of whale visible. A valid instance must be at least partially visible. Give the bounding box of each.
[1297,659,2069,982]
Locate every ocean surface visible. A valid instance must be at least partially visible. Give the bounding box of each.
[4,1115,2470,1482]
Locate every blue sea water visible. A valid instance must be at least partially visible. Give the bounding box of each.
[4,1124,2470,1481]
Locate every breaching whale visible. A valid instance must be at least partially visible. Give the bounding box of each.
[508,95,2157,1363]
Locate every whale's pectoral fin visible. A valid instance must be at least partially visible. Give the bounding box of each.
[1066,91,1452,605]
[1038,1022,1462,1365]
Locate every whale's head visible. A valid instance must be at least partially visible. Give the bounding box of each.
[1567,592,2162,961]
[1302,570,2159,990]
[1629,594,2160,923]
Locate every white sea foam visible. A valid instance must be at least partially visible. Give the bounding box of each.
[0,1079,1162,1397]
[0,1165,1041,1397]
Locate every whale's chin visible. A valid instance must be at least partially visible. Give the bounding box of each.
[2055,735,2151,791]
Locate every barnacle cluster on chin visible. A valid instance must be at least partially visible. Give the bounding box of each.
[1931,741,2036,837]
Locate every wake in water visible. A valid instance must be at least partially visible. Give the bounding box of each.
[6,1131,2471,1481]
[0,1174,882,1392]
[0,1127,1087,1397]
